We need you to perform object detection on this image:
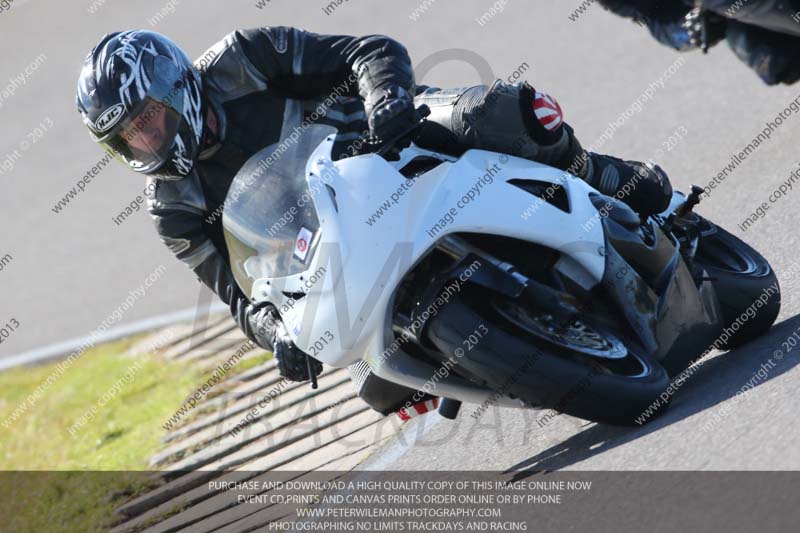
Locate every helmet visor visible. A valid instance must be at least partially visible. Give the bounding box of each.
[97,96,182,173]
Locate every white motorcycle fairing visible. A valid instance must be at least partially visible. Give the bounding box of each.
[248,136,609,376]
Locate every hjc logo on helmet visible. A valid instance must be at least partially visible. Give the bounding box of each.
[95,103,125,132]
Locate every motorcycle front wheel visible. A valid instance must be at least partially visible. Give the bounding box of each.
[694,220,781,349]
[423,288,671,426]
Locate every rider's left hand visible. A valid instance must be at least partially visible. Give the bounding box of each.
[682,7,727,52]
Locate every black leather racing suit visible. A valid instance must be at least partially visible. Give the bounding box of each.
[146,27,585,353]
[601,0,800,85]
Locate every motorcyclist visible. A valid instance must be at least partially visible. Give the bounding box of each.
[76,28,672,385]
[600,0,800,85]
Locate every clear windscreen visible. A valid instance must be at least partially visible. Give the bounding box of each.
[223,124,334,298]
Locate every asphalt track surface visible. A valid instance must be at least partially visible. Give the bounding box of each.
[1,0,800,473]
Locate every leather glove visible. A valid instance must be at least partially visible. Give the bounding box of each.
[366,85,420,143]
[273,321,323,383]
[682,7,727,52]
[241,301,279,351]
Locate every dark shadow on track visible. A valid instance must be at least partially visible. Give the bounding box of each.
[504,314,800,479]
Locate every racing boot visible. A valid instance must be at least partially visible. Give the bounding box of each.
[414,80,673,216]
[520,86,674,217]
[578,153,673,217]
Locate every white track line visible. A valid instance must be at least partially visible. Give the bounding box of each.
[0,302,228,372]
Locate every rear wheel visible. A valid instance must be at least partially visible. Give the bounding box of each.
[694,221,780,349]
[424,290,671,426]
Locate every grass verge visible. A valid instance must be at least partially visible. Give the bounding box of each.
[0,334,263,531]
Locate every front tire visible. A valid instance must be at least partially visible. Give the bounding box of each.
[424,291,671,426]
[694,222,780,349]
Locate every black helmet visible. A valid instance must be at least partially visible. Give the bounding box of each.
[76,30,204,179]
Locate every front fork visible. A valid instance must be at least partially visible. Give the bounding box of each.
[436,235,581,323]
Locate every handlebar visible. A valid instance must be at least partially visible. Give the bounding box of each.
[358,104,431,159]
[376,104,431,157]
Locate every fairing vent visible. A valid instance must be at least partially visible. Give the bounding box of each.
[508,178,570,213]
[399,156,445,178]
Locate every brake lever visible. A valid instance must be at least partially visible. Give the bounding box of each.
[305,353,318,390]
[675,185,704,218]
[376,125,422,159]
[662,184,704,235]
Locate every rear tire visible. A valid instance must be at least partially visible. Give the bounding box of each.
[694,222,780,350]
[424,292,671,426]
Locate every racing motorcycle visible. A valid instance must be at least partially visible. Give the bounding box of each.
[222,107,780,426]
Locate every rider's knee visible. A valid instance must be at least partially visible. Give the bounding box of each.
[419,80,567,157]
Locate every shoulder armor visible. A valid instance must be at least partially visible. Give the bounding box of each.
[195,32,267,101]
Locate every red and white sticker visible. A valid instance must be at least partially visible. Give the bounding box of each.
[397,398,440,421]
[293,226,314,263]
[533,91,564,132]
